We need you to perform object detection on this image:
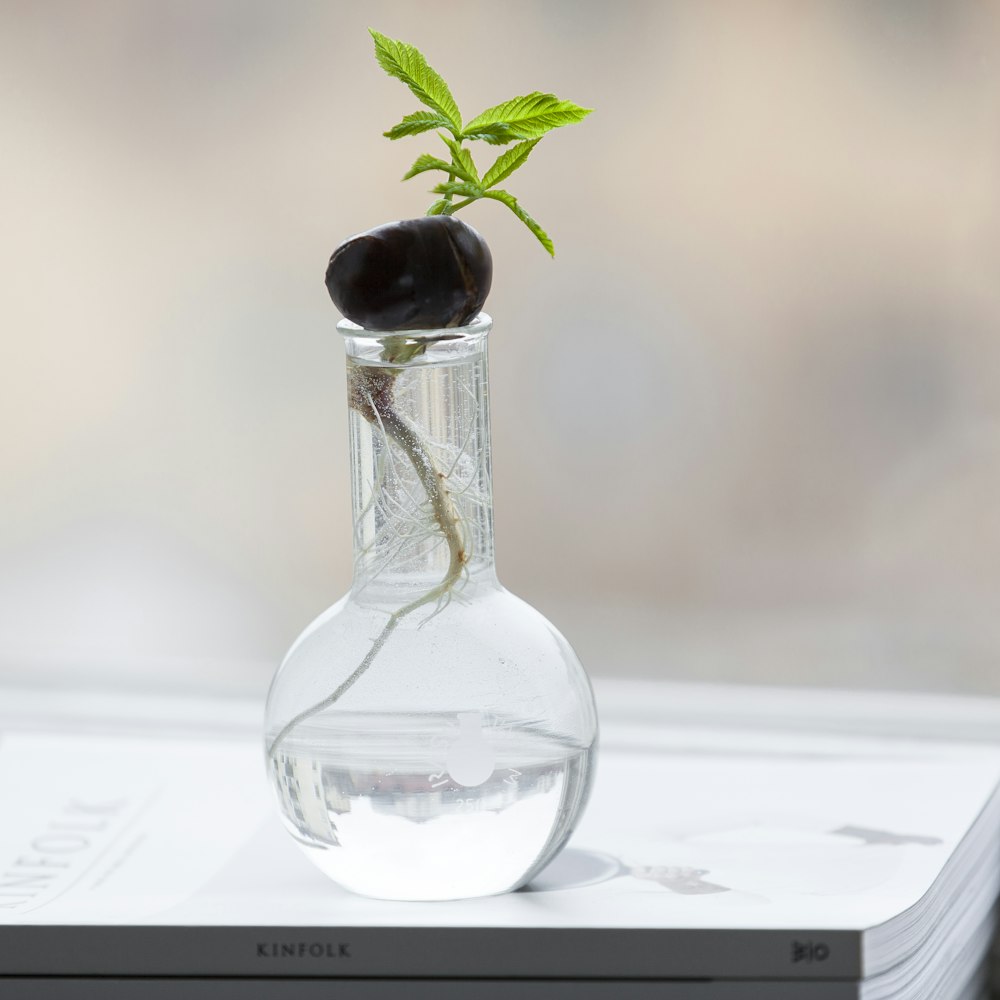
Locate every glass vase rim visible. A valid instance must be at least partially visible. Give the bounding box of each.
[337,312,492,342]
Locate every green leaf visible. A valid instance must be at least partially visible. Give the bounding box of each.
[460,123,528,145]
[403,154,454,180]
[369,29,462,133]
[483,189,555,256]
[383,110,454,140]
[431,180,484,200]
[403,153,479,186]
[426,199,451,216]
[463,92,592,142]
[439,136,480,185]
[482,139,540,189]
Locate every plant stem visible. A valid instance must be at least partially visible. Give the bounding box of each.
[266,366,467,761]
[443,197,475,215]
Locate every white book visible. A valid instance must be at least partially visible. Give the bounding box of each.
[0,683,998,998]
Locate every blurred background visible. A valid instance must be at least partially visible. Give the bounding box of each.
[2,0,999,697]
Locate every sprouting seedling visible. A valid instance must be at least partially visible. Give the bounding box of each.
[370,29,593,256]
[268,32,590,762]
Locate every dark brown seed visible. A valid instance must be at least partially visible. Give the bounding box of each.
[325,216,492,331]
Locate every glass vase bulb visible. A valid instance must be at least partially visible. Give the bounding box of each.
[264,314,598,901]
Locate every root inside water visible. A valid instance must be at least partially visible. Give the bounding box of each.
[266,363,471,761]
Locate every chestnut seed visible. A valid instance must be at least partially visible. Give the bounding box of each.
[325,216,492,331]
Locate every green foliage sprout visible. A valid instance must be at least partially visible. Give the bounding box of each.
[370,29,593,257]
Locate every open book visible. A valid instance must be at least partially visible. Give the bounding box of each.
[1,683,997,998]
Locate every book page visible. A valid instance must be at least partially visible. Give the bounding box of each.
[1,694,998,932]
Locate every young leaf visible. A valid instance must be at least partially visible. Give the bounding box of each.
[460,123,529,146]
[426,199,451,216]
[463,92,592,142]
[404,153,478,186]
[440,136,481,185]
[482,139,540,189]
[431,180,484,200]
[482,189,555,256]
[369,29,462,133]
[384,110,455,140]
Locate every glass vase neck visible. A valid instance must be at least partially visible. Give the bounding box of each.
[339,312,492,368]
[339,314,497,599]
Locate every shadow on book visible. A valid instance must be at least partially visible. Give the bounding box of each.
[525,849,731,894]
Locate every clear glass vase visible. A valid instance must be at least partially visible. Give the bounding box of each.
[264,313,598,901]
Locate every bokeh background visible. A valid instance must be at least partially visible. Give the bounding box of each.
[2,0,999,697]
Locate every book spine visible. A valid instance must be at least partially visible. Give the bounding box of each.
[0,976,863,999]
[0,926,863,980]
